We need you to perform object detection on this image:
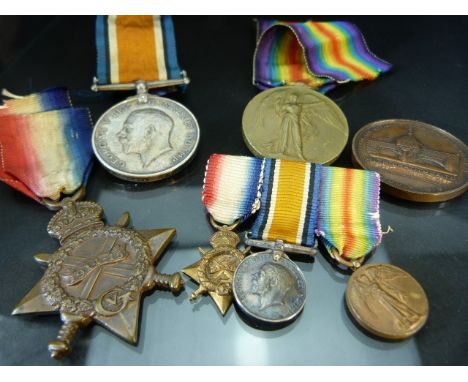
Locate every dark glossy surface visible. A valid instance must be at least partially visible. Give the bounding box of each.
[0,16,467,365]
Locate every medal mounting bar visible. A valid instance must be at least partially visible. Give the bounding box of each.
[245,233,317,256]
[42,186,87,211]
[329,248,366,271]
[91,70,190,93]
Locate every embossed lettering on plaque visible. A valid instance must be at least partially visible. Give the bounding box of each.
[352,119,468,201]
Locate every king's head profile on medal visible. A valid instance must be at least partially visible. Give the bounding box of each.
[91,16,200,182]
[250,262,302,314]
[117,108,175,168]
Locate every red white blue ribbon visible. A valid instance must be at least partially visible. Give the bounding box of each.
[202,154,264,225]
[0,88,93,204]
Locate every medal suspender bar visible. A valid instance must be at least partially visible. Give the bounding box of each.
[91,16,200,182]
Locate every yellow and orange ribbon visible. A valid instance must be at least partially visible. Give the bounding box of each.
[96,16,183,85]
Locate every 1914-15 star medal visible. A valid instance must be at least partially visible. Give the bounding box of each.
[12,200,184,359]
[182,228,249,315]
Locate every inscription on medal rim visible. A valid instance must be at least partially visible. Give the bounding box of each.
[92,95,200,181]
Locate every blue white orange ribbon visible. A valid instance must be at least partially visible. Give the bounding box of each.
[96,16,183,86]
[250,159,319,247]
[254,19,392,92]
[0,88,93,204]
[202,154,382,259]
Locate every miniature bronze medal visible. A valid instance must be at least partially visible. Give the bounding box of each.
[346,263,429,340]
[12,201,183,358]
[182,223,249,315]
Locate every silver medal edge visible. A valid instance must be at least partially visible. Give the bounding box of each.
[92,95,200,182]
[232,250,307,324]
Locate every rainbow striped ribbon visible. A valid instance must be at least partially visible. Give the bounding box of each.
[0,89,93,204]
[202,154,382,259]
[96,16,183,86]
[202,154,264,225]
[316,166,382,260]
[254,19,392,92]
[250,159,319,247]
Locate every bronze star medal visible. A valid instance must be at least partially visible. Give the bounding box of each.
[182,225,249,315]
[12,200,184,359]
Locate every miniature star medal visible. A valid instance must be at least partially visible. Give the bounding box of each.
[183,219,249,315]
[13,200,184,358]
[182,154,264,315]
[315,166,429,339]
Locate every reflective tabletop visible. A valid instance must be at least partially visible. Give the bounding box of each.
[0,16,466,365]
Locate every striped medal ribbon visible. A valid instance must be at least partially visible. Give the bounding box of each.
[316,166,382,267]
[254,19,392,93]
[0,88,93,205]
[249,159,319,253]
[95,16,185,91]
[249,158,382,262]
[193,154,383,316]
[202,153,265,225]
[203,154,382,261]
[182,154,264,315]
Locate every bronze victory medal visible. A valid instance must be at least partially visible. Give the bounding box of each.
[352,119,468,202]
[12,201,184,359]
[346,264,429,340]
[242,85,349,164]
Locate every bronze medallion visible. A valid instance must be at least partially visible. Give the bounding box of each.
[346,263,429,340]
[242,84,349,164]
[352,119,468,202]
[182,228,249,315]
[12,201,184,359]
